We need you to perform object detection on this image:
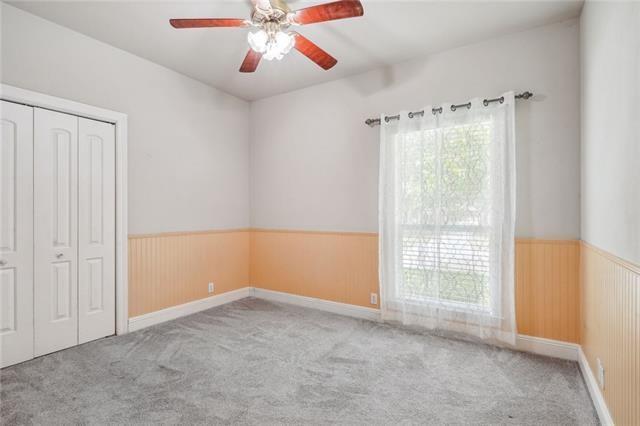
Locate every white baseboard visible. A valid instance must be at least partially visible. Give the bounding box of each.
[128,287,253,332]
[250,287,381,321]
[578,347,614,426]
[515,334,580,361]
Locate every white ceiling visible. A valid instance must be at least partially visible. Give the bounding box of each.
[10,0,583,101]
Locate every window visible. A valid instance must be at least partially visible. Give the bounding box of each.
[399,121,493,313]
[379,93,517,344]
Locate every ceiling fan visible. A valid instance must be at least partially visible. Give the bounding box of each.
[169,0,364,72]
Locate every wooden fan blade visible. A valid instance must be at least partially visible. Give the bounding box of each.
[291,0,363,25]
[170,18,248,28]
[240,49,263,72]
[292,32,337,70]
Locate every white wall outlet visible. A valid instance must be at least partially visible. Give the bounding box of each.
[208,282,215,294]
[597,358,605,389]
[370,293,378,305]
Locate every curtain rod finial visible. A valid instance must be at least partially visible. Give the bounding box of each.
[517,91,533,100]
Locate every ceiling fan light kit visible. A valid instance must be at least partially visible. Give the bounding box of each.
[169,0,364,72]
[247,25,295,61]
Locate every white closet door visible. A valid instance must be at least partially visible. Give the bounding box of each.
[0,101,34,368]
[34,108,79,357]
[78,118,115,344]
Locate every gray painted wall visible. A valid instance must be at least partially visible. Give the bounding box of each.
[580,2,640,265]
[250,20,581,238]
[2,4,251,235]
[2,5,588,243]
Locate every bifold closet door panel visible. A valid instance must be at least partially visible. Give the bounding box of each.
[78,117,115,344]
[0,101,34,368]
[34,108,79,357]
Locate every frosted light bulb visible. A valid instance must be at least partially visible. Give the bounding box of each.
[247,30,268,53]
[249,30,294,61]
[275,31,294,55]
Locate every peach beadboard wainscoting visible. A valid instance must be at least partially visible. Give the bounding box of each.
[249,229,379,308]
[515,239,581,343]
[249,229,581,342]
[581,242,640,426]
[128,229,250,317]
[128,229,581,341]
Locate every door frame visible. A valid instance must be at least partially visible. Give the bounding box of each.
[1,83,129,335]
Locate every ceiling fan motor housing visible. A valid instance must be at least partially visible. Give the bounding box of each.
[251,5,294,29]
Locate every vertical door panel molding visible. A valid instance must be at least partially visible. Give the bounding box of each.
[0,101,34,368]
[34,108,79,357]
[87,258,104,312]
[1,119,17,252]
[52,129,73,248]
[51,261,72,320]
[0,268,17,332]
[78,117,115,344]
[88,135,104,245]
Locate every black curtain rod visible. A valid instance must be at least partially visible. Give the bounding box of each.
[364,91,533,127]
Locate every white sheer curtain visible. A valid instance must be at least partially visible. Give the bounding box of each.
[379,92,517,345]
